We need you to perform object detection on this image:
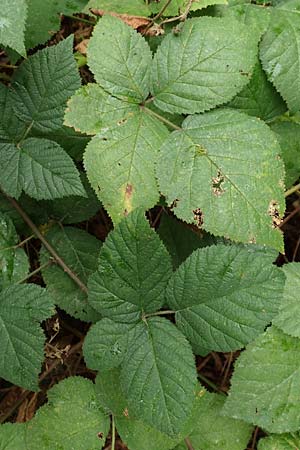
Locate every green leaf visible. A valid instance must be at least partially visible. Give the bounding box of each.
[166,244,284,355]
[228,61,287,121]
[25,0,86,50]
[157,108,285,251]
[40,226,101,322]
[223,326,300,433]
[0,213,29,291]
[0,0,26,56]
[40,125,90,161]
[121,317,197,436]
[84,0,149,15]
[273,263,300,338]
[0,143,23,198]
[64,83,138,135]
[87,15,152,102]
[27,377,110,449]
[176,393,253,450]
[151,17,258,114]
[0,284,54,390]
[258,433,300,450]
[270,121,300,188]
[0,83,27,142]
[12,36,80,133]
[20,138,85,200]
[83,319,133,370]
[95,368,128,416]
[0,423,28,450]
[84,111,168,223]
[158,212,225,269]
[88,209,173,323]
[260,8,300,113]
[150,0,229,15]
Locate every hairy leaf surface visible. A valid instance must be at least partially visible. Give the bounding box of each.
[223,326,300,433]
[273,263,300,337]
[157,108,285,250]
[84,112,168,222]
[258,433,300,450]
[0,284,54,390]
[0,0,27,55]
[12,37,80,133]
[167,244,284,354]
[260,8,300,113]
[88,209,172,322]
[40,226,101,322]
[87,15,152,102]
[121,317,197,436]
[151,17,258,114]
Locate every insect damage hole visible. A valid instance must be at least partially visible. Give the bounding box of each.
[193,208,204,227]
[268,200,282,228]
[212,170,225,196]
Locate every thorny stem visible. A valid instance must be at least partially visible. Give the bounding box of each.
[141,105,181,131]
[111,414,116,450]
[160,0,194,25]
[143,0,174,33]
[285,182,300,198]
[2,192,88,294]
[16,259,54,284]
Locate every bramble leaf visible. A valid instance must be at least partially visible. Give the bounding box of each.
[166,244,284,355]
[64,83,139,135]
[0,213,29,291]
[27,377,110,449]
[87,15,152,102]
[11,36,80,133]
[0,423,28,450]
[84,112,168,223]
[258,433,300,450]
[88,209,172,323]
[0,284,54,390]
[273,263,300,338]
[121,317,197,436]
[151,17,258,114]
[40,226,101,322]
[0,0,27,56]
[260,7,300,113]
[223,326,300,433]
[157,108,285,250]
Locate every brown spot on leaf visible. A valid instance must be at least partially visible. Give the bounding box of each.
[170,198,179,209]
[123,407,129,417]
[125,183,133,198]
[239,69,250,77]
[212,170,225,196]
[193,208,204,227]
[268,200,282,228]
[97,432,104,439]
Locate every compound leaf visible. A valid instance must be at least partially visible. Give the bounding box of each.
[64,83,139,135]
[228,60,287,121]
[166,244,284,355]
[273,263,300,338]
[12,36,80,133]
[40,226,101,322]
[27,377,110,449]
[151,16,258,114]
[88,209,172,323]
[87,15,152,102]
[83,318,133,370]
[20,138,85,200]
[0,213,28,291]
[260,8,300,113]
[84,111,168,223]
[223,326,300,433]
[121,317,197,436]
[157,108,285,251]
[0,284,54,391]
[0,0,27,56]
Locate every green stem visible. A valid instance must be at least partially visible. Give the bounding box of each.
[285,182,300,198]
[17,260,54,284]
[18,121,34,146]
[145,310,175,318]
[111,415,116,450]
[141,106,181,131]
[184,437,195,450]
[198,374,227,396]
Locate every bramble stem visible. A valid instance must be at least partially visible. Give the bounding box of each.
[2,192,88,294]
[145,310,175,318]
[141,106,181,131]
[17,260,54,284]
[185,437,195,450]
[285,182,300,198]
[111,415,116,450]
